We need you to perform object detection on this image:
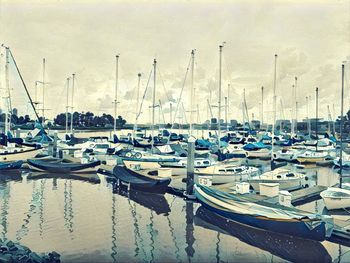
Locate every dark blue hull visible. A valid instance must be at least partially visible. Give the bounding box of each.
[0,160,23,170]
[197,197,327,241]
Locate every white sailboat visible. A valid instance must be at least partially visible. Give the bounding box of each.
[321,64,350,210]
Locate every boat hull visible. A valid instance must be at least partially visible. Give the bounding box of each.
[0,148,42,162]
[322,196,350,210]
[195,188,327,241]
[245,150,271,160]
[297,157,326,164]
[27,159,101,173]
[113,166,171,194]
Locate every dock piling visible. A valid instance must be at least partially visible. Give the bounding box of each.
[53,131,58,157]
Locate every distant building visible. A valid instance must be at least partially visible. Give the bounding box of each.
[250,120,260,130]
[275,119,291,131]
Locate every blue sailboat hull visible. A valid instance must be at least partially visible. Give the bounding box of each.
[195,189,328,241]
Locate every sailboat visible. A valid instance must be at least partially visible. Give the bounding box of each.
[0,45,43,164]
[321,64,350,210]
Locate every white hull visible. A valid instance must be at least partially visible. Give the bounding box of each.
[245,149,271,159]
[321,187,350,210]
[123,160,161,170]
[322,197,350,210]
[0,148,42,162]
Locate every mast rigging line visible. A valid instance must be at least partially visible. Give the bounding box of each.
[7,48,42,126]
[136,68,153,121]
[166,55,192,137]
[157,66,173,103]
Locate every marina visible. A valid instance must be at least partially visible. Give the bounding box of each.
[1,1,350,262]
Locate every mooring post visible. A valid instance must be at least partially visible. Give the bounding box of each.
[53,131,58,157]
[15,128,20,138]
[185,136,196,199]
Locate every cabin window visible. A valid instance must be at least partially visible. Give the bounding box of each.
[203,161,209,165]
[286,173,295,177]
[218,169,226,172]
[277,175,282,179]
[236,168,243,172]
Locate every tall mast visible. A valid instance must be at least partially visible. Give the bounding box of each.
[70,73,75,134]
[114,55,119,134]
[133,73,141,140]
[340,64,345,187]
[190,49,195,136]
[296,101,298,133]
[224,96,228,131]
[170,103,173,125]
[315,87,319,151]
[151,59,157,151]
[294,76,298,134]
[261,86,264,125]
[218,44,223,146]
[273,54,277,132]
[227,83,230,129]
[306,96,310,136]
[65,78,70,135]
[4,47,9,135]
[272,54,278,163]
[42,58,45,124]
[291,84,295,135]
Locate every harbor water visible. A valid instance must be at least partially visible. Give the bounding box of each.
[0,163,350,262]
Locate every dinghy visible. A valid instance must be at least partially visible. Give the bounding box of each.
[194,184,333,241]
[112,165,171,194]
[320,185,350,210]
[27,158,101,173]
[248,168,306,192]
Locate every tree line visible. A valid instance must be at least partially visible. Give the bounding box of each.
[53,111,127,128]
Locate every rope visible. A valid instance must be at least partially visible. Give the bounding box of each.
[166,55,192,139]
[136,68,153,121]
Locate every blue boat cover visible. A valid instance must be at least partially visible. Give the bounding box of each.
[243,142,271,151]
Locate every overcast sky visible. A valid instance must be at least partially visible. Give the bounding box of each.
[0,0,349,124]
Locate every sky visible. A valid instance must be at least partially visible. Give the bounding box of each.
[0,0,349,125]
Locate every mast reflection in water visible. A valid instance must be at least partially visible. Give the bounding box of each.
[0,171,344,262]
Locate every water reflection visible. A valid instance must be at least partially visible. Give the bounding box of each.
[114,188,171,215]
[185,201,195,261]
[194,206,332,263]
[0,171,343,262]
